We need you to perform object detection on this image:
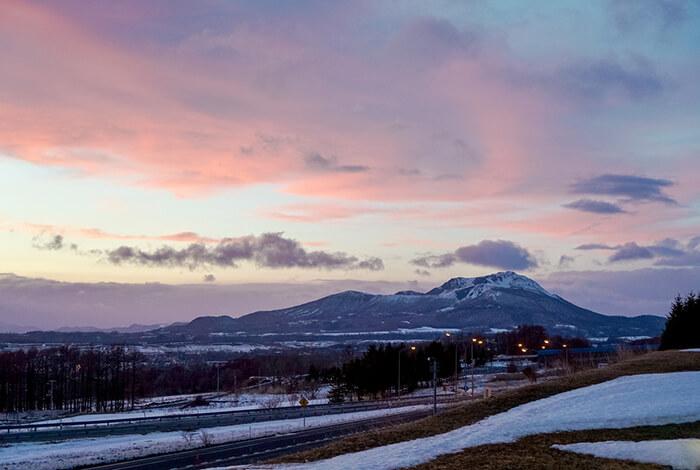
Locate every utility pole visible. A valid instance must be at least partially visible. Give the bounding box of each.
[454,344,459,389]
[471,338,476,398]
[397,347,401,399]
[431,358,438,415]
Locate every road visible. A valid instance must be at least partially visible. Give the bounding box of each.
[0,394,463,444]
[82,408,432,470]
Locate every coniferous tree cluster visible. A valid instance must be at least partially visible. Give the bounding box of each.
[660,293,700,350]
[316,341,481,400]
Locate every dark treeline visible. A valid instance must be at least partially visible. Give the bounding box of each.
[0,346,138,413]
[0,346,342,412]
[312,341,465,401]
[310,325,591,401]
[493,325,590,355]
[660,293,700,350]
[0,325,592,412]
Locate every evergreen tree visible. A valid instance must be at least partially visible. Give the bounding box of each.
[327,383,345,403]
[660,293,700,350]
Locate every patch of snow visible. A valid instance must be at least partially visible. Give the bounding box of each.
[36,393,330,424]
[131,344,272,354]
[488,328,511,333]
[587,337,609,343]
[250,371,700,470]
[554,439,700,469]
[618,336,651,341]
[682,349,700,352]
[397,327,460,334]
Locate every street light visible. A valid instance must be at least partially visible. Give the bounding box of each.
[397,345,404,399]
[427,357,438,415]
[470,337,482,398]
[444,332,458,389]
[398,344,417,398]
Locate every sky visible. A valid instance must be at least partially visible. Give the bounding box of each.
[1,0,700,328]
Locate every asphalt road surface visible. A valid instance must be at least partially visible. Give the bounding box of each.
[81,408,432,470]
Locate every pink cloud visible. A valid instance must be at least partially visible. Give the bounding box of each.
[0,2,571,204]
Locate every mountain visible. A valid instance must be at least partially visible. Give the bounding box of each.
[55,323,166,334]
[168,272,665,338]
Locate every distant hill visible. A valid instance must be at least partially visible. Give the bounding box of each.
[166,271,665,338]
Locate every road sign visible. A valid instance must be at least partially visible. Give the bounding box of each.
[298,397,309,408]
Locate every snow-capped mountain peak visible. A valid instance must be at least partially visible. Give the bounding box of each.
[427,271,554,299]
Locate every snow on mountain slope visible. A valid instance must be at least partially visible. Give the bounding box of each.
[424,271,555,300]
[170,271,665,337]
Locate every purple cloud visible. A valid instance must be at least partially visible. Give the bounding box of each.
[304,153,369,173]
[606,237,699,265]
[571,174,676,204]
[106,233,384,271]
[563,199,627,214]
[576,243,618,250]
[609,242,655,262]
[412,240,538,270]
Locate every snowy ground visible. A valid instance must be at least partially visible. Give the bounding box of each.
[237,371,700,470]
[34,392,330,425]
[554,439,700,469]
[0,405,430,469]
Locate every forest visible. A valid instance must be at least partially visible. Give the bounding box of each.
[0,324,591,412]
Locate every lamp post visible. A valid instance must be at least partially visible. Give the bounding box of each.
[428,357,438,415]
[470,338,479,397]
[397,345,403,399]
[397,345,416,398]
[444,332,459,389]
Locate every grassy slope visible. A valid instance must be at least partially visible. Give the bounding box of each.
[273,351,700,467]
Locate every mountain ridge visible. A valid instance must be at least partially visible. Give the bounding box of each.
[166,272,665,338]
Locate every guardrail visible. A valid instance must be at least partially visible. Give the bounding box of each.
[84,409,435,470]
[0,393,464,443]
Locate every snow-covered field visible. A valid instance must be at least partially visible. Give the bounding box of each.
[0,405,430,469]
[554,439,700,469]
[242,371,700,470]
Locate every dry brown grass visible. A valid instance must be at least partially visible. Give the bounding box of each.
[272,351,700,465]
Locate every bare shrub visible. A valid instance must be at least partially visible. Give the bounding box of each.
[260,395,283,409]
[181,431,197,444]
[522,366,537,383]
[199,430,213,447]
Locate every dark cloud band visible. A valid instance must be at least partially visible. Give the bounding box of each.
[571,174,676,204]
[412,239,538,271]
[105,233,384,271]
